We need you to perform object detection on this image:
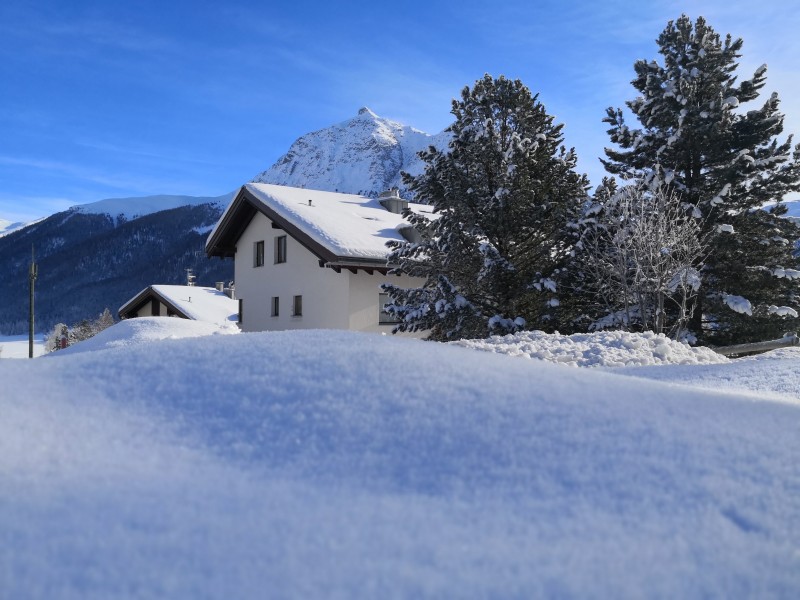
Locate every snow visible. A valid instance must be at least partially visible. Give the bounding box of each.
[668,266,702,292]
[0,334,46,359]
[252,108,450,197]
[0,218,29,237]
[453,329,728,367]
[723,294,753,315]
[119,285,239,326]
[615,346,800,402]
[1,322,800,596]
[722,96,740,109]
[239,183,436,260]
[774,267,800,280]
[74,192,234,221]
[768,305,799,318]
[53,317,237,356]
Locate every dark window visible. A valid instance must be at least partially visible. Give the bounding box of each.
[379,292,400,324]
[254,240,265,267]
[292,295,302,317]
[275,236,287,264]
[238,299,243,324]
[151,298,160,316]
[271,296,279,317]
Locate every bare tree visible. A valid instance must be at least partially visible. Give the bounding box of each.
[578,183,706,339]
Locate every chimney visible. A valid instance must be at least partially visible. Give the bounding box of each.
[378,188,408,214]
[215,281,225,292]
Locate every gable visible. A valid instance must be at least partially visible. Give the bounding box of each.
[119,287,190,320]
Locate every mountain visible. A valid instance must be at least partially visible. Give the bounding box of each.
[253,107,450,197]
[0,218,31,238]
[0,109,449,335]
[73,193,234,223]
[0,195,234,335]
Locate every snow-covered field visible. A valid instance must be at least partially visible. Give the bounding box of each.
[0,333,45,358]
[1,319,798,597]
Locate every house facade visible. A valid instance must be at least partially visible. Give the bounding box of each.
[205,184,429,334]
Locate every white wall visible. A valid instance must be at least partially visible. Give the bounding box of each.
[235,213,350,332]
[347,270,424,335]
[234,212,426,336]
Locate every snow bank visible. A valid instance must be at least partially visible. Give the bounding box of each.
[1,326,798,597]
[453,329,728,367]
[52,317,238,355]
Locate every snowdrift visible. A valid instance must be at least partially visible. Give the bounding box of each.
[1,325,798,597]
[454,329,728,367]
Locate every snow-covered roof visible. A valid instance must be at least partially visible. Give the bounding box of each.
[119,285,238,325]
[206,183,435,264]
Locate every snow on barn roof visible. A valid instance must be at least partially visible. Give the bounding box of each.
[119,285,238,326]
[206,183,435,264]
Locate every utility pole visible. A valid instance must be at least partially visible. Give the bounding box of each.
[29,245,37,359]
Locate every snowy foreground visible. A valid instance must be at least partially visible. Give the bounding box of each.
[1,320,799,598]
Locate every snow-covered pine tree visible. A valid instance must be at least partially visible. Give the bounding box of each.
[44,323,69,353]
[383,75,589,340]
[603,15,800,344]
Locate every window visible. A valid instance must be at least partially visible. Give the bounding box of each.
[275,235,287,264]
[379,292,400,324]
[292,295,302,317]
[151,298,160,316]
[254,240,265,267]
[271,296,279,317]
[238,299,243,324]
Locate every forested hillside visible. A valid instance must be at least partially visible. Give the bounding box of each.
[0,203,232,334]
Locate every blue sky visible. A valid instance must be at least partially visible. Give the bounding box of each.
[1,0,798,222]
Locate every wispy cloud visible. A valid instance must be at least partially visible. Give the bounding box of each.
[0,193,75,222]
[72,139,219,166]
[0,155,145,190]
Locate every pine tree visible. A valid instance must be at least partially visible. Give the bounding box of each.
[383,75,589,340]
[603,15,800,344]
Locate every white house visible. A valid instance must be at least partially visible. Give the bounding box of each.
[205,183,430,334]
[119,284,239,327]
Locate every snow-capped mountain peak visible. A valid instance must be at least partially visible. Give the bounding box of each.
[356,106,378,118]
[252,108,450,198]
